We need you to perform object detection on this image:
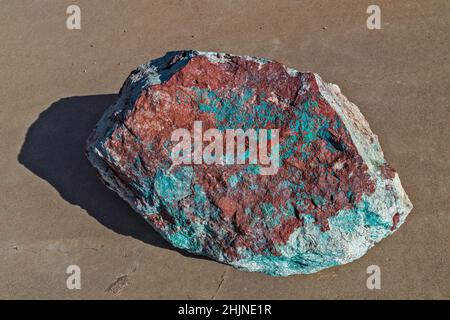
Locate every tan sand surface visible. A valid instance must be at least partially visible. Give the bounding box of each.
[0,0,449,299]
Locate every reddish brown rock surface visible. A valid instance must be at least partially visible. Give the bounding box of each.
[86,51,413,275]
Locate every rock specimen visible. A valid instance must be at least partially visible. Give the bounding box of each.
[86,50,413,276]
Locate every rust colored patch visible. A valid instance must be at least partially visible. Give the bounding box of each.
[391,212,400,231]
[380,163,396,180]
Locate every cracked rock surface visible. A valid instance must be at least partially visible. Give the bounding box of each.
[86,50,413,276]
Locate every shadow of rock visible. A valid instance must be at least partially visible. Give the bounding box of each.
[18,94,208,259]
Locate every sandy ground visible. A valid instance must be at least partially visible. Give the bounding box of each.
[0,0,449,299]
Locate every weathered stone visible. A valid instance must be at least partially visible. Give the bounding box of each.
[86,50,413,276]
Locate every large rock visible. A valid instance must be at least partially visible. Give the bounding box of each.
[85,50,412,276]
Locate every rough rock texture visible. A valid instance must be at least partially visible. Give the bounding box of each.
[85,50,413,276]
